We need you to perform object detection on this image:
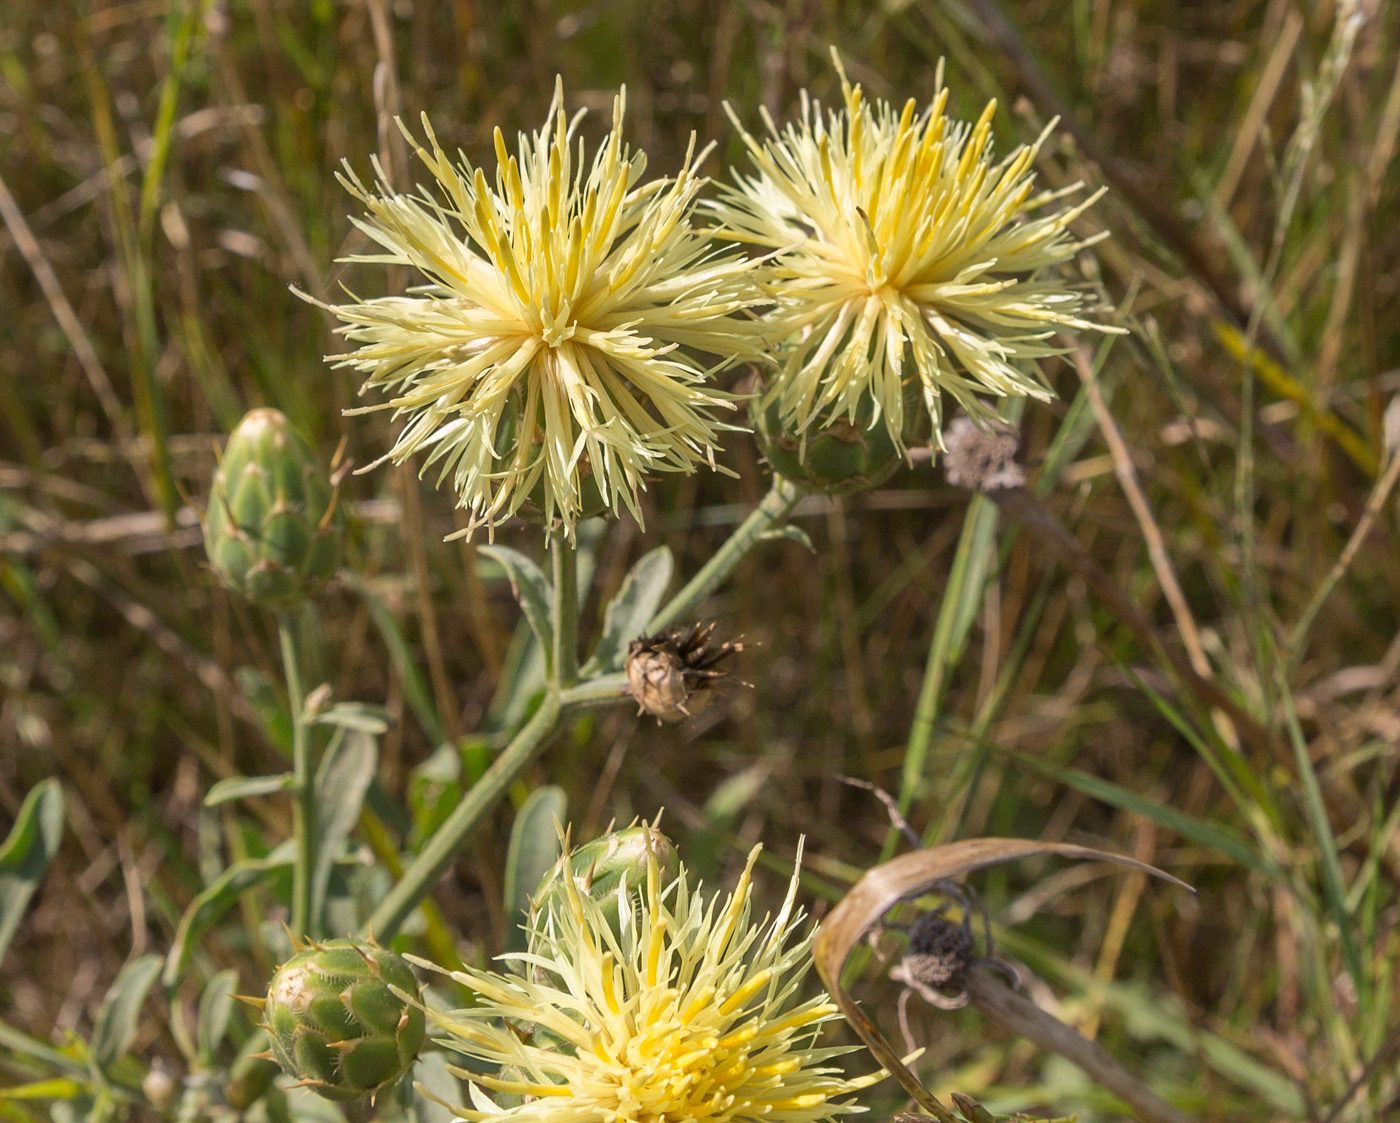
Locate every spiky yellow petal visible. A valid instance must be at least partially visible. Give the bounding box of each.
[712,51,1124,450]
[319,82,763,538]
[415,843,881,1123]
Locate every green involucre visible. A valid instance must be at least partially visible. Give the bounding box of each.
[263,939,425,1102]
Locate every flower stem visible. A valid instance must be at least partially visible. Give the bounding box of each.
[363,482,802,944]
[648,474,803,633]
[550,533,579,688]
[364,690,563,942]
[278,612,316,940]
[560,672,628,708]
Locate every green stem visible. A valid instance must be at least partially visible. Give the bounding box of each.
[550,533,579,688]
[278,613,315,939]
[364,690,563,942]
[362,482,802,944]
[560,672,628,708]
[648,474,803,632]
[883,494,998,862]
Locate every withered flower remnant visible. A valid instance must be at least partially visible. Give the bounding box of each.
[625,622,745,723]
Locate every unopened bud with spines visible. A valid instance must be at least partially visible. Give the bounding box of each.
[261,938,425,1103]
[532,824,680,934]
[203,408,345,607]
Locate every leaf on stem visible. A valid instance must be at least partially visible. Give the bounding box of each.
[196,969,239,1065]
[583,545,673,675]
[0,778,64,966]
[204,773,295,807]
[310,729,377,931]
[92,954,163,1069]
[503,785,567,953]
[480,545,555,670]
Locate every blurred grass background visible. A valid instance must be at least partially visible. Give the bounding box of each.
[2,0,1399,1118]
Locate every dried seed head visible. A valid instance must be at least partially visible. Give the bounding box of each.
[889,912,976,1010]
[624,622,744,723]
[943,415,1024,492]
[905,913,976,989]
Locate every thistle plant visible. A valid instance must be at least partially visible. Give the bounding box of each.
[3,32,1179,1123]
[416,837,880,1123]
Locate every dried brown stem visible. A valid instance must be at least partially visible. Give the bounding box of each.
[965,968,1194,1123]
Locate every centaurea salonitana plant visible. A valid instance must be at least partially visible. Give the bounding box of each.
[414,842,881,1123]
[713,51,1124,451]
[320,81,763,538]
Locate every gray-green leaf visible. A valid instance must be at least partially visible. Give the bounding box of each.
[756,524,814,551]
[92,954,162,1068]
[479,545,554,669]
[204,773,295,807]
[313,702,392,735]
[0,778,64,966]
[584,546,673,675]
[310,729,377,931]
[196,969,239,1065]
[504,786,566,953]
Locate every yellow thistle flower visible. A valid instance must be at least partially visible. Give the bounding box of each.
[713,51,1124,450]
[321,82,762,538]
[415,844,881,1123]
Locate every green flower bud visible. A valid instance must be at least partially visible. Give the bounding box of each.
[263,939,425,1103]
[532,825,680,932]
[204,409,345,607]
[753,380,928,496]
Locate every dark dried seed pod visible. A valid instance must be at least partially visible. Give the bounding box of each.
[890,912,977,1009]
[905,912,976,989]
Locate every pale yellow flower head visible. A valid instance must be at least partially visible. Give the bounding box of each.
[323,82,762,538]
[415,842,880,1123]
[714,51,1123,450]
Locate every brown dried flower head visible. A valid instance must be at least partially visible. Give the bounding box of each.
[625,622,745,723]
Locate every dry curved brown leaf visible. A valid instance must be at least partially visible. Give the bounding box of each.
[812,838,1191,1121]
